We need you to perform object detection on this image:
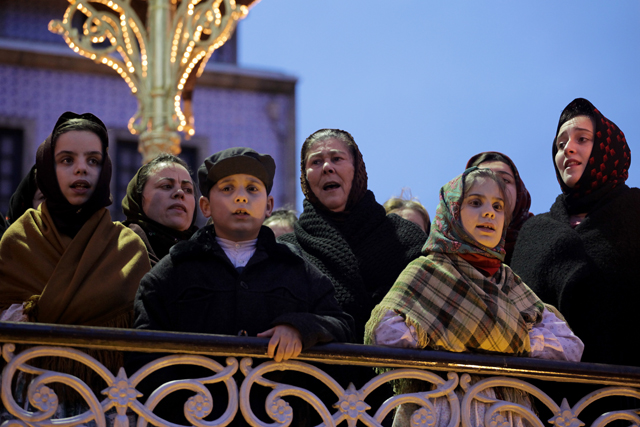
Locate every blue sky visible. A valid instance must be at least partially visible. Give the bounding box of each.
[239,1,640,215]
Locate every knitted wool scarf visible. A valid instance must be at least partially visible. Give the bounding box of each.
[279,190,426,340]
[553,98,631,215]
[365,169,543,354]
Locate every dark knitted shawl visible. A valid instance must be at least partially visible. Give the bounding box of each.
[279,190,427,341]
[511,184,640,366]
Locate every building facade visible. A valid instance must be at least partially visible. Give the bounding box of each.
[0,0,297,223]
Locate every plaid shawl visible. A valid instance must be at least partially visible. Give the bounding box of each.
[365,168,543,355]
[365,252,543,354]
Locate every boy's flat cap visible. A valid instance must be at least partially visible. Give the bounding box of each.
[198,147,276,196]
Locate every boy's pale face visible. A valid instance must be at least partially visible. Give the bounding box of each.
[199,173,274,242]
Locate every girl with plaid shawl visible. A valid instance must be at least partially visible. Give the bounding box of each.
[365,168,583,427]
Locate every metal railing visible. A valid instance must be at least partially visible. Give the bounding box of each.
[1,322,639,427]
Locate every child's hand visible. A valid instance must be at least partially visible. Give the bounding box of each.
[257,325,302,362]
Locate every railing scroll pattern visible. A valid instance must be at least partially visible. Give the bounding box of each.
[0,323,639,427]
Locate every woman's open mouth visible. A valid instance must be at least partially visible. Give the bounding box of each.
[477,224,495,231]
[323,182,341,191]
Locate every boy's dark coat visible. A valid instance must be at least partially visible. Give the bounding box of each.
[134,225,354,346]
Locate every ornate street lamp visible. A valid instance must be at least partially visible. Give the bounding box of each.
[49,0,258,163]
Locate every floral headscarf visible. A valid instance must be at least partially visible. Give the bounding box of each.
[423,167,506,262]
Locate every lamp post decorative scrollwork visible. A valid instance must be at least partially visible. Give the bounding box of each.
[49,0,257,163]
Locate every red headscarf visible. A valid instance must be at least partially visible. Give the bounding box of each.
[553,98,631,214]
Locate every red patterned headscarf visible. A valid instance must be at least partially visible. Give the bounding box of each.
[553,98,631,214]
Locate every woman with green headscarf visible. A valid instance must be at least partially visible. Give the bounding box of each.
[366,168,583,427]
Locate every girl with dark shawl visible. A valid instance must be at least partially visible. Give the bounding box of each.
[0,112,150,411]
[122,153,198,266]
[466,152,533,265]
[366,168,583,427]
[278,129,427,341]
[511,98,639,367]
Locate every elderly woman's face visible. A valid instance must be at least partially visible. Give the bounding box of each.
[305,138,354,212]
[141,163,196,231]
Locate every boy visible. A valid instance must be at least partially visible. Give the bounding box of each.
[132,148,354,422]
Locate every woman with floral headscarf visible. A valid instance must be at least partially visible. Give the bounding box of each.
[511,98,640,368]
[466,152,533,265]
[366,168,583,427]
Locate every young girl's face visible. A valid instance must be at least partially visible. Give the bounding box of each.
[54,131,103,206]
[460,176,505,248]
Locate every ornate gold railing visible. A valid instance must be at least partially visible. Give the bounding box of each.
[1,322,639,427]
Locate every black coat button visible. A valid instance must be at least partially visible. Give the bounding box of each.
[240,281,249,290]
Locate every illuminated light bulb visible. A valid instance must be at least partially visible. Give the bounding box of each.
[178,126,183,131]
[181,120,186,126]
[74,47,79,52]
[129,67,134,73]
[91,54,96,59]
[178,84,184,90]
[107,0,112,5]
[113,4,118,10]
[69,42,75,48]
[188,129,195,136]
[180,78,186,84]
[188,10,193,15]
[102,58,108,64]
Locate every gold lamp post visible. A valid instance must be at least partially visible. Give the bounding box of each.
[49,0,257,163]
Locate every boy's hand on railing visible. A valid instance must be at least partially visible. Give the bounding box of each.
[257,325,303,362]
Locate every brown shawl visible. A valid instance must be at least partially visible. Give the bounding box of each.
[0,202,150,326]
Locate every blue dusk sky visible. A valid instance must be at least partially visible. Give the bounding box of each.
[239,1,640,215]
